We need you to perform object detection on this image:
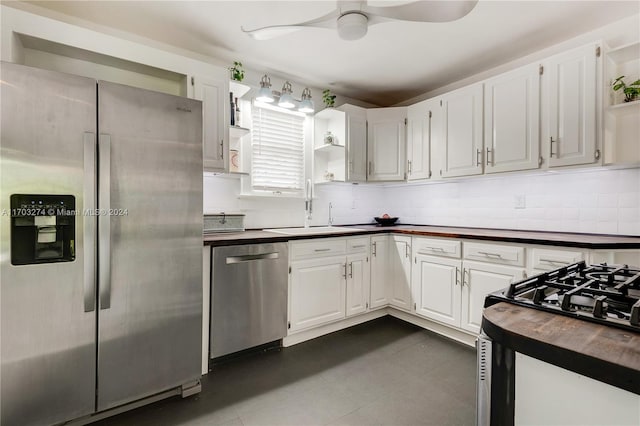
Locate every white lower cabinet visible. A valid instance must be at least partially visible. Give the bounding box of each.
[370,235,390,309]
[346,252,370,317]
[461,260,525,334]
[388,235,412,311]
[412,254,461,327]
[289,255,347,332]
[289,237,371,333]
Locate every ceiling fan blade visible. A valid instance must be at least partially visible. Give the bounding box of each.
[364,0,478,23]
[242,9,339,40]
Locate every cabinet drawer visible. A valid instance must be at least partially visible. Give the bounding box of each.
[347,237,370,254]
[464,242,525,266]
[413,237,461,258]
[529,247,585,271]
[290,238,346,260]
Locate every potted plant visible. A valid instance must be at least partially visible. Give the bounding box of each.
[230,61,245,82]
[612,76,640,103]
[322,89,336,108]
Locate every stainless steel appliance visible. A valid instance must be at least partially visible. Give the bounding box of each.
[1,62,203,426]
[477,261,640,426]
[211,243,288,358]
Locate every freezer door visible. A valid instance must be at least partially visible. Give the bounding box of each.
[96,81,203,410]
[0,62,97,426]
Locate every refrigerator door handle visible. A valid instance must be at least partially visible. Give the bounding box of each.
[84,132,97,312]
[99,134,112,310]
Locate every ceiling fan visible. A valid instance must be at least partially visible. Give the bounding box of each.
[241,1,478,41]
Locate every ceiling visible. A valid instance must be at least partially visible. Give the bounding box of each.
[20,1,640,106]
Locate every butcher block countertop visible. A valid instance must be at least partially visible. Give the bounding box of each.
[482,302,640,395]
[203,224,640,249]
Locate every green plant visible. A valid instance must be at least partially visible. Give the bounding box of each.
[322,89,336,107]
[612,76,640,102]
[230,61,244,82]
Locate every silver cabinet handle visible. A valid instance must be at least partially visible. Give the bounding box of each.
[463,268,469,286]
[83,132,97,313]
[220,139,224,160]
[314,248,331,252]
[405,242,410,258]
[550,137,556,158]
[351,244,366,249]
[425,246,445,252]
[98,134,111,310]
[540,258,565,264]
[486,147,493,166]
[349,262,353,278]
[478,251,502,258]
[407,160,412,175]
[226,252,279,264]
[455,267,460,286]
[372,241,377,257]
[343,263,347,279]
[476,148,482,166]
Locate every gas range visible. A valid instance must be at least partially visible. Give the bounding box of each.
[485,261,640,333]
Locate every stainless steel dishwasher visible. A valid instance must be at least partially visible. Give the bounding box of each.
[210,242,289,359]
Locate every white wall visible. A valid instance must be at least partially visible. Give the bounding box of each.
[382,167,640,236]
[205,167,640,236]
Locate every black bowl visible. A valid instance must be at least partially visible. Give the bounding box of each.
[374,217,399,226]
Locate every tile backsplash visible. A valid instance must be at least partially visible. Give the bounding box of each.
[204,167,640,236]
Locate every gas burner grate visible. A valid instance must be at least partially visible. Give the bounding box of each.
[493,261,640,333]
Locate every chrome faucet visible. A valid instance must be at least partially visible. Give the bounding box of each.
[328,202,334,227]
[304,179,312,228]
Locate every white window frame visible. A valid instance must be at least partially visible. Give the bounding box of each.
[241,101,312,198]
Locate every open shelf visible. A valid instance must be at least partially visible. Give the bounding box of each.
[607,99,640,117]
[607,41,640,64]
[229,80,251,98]
[315,143,345,153]
[229,125,250,138]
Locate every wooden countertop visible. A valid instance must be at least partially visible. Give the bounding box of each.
[482,302,640,395]
[203,224,640,249]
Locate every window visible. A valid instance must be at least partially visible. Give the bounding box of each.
[247,101,308,196]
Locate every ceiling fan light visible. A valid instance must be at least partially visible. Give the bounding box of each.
[337,12,368,41]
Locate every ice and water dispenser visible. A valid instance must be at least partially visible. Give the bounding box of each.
[10,194,76,265]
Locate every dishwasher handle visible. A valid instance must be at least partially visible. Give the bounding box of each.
[226,252,280,264]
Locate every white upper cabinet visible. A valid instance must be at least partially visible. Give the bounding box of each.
[193,73,228,172]
[340,104,368,182]
[545,43,600,168]
[406,98,437,181]
[484,63,541,174]
[367,107,407,181]
[440,83,484,178]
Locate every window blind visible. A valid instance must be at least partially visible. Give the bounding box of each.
[251,102,306,193]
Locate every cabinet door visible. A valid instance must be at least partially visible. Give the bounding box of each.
[370,235,389,309]
[412,255,461,327]
[484,64,540,173]
[367,107,406,181]
[547,43,599,168]
[461,261,525,334]
[389,236,412,311]
[406,99,435,181]
[346,252,370,317]
[193,74,228,172]
[347,113,368,182]
[441,83,484,178]
[289,256,346,332]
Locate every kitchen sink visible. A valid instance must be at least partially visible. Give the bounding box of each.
[264,226,364,235]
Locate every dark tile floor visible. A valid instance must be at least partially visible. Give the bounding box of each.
[96,317,477,426]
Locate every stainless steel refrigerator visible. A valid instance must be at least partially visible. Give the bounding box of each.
[0,62,203,426]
